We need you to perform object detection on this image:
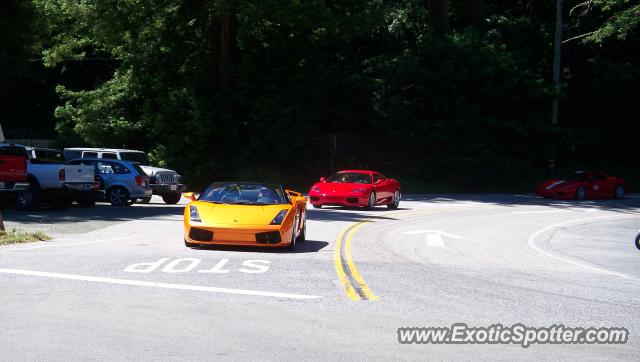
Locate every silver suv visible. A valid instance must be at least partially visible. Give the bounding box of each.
[63,148,185,204]
[67,158,152,206]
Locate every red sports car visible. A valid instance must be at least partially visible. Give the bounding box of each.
[536,171,627,200]
[308,170,401,209]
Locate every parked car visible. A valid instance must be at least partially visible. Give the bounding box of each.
[16,147,97,210]
[0,143,30,199]
[308,170,401,209]
[536,171,627,200]
[67,158,152,206]
[63,148,185,204]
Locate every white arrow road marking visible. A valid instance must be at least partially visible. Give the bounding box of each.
[403,230,466,247]
[403,230,465,239]
[0,268,321,300]
[426,233,445,247]
[403,230,427,235]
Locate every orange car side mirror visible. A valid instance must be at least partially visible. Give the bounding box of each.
[285,189,302,197]
[183,192,196,202]
[285,190,305,204]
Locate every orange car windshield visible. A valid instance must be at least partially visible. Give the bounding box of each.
[199,182,287,205]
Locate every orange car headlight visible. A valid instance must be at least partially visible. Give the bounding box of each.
[189,205,202,222]
[270,209,288,225]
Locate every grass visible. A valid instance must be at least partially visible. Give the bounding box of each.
[0,229,51,245]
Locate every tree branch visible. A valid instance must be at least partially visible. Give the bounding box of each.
[562,31,596,44]
[569,1,593,17]
[28,57,118,63]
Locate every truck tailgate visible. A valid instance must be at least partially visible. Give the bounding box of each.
[0,145,28,182]
[64,165,95,183]
[0,155,27,182]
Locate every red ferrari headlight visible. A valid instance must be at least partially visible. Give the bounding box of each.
[311,187,321,192]
[351,188,366,193]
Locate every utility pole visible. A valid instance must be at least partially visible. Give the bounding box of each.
[551,0,563,126]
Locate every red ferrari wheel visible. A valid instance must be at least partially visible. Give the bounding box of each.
[387,190,400,209]
[366,192,376,210]
[575,186,586,200]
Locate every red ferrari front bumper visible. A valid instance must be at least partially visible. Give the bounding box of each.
[308,191,369,207]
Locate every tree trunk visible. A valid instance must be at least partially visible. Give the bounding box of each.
[463,0,485,31]
[0,210,5,231]
[213,0,235,91]
[427,0,451,35]
[551,0,563,126]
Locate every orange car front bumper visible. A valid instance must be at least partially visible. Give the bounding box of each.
[184,223,294,247]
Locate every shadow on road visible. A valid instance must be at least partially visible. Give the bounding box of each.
[189,239,329,254]
[401,194,640,213]
[3,194,638,230]
[1,202,184,225]
[306,206,412,222]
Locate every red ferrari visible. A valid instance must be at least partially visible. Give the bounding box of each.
[308,170,401,209]
[536,171,627,200]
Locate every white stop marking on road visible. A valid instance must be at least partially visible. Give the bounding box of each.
[162,258,201,273]
[124,258,272,274]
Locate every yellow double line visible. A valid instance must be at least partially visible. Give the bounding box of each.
[334,221,378,301]
[333,209,442,301]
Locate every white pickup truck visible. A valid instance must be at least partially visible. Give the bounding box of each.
[16,147,98,210]
[63,148,186,204]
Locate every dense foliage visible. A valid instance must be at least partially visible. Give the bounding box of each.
[1,0,638,191]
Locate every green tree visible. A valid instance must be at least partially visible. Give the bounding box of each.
[567,0,640,43]
[31,0,640,191]
[0,0,41,96]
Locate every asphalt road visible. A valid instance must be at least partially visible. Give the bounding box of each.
[1,194,639,360]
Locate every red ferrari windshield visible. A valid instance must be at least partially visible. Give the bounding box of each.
[326,172,372,184]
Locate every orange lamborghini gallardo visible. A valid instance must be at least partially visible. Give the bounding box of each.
[183,182,307,250]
